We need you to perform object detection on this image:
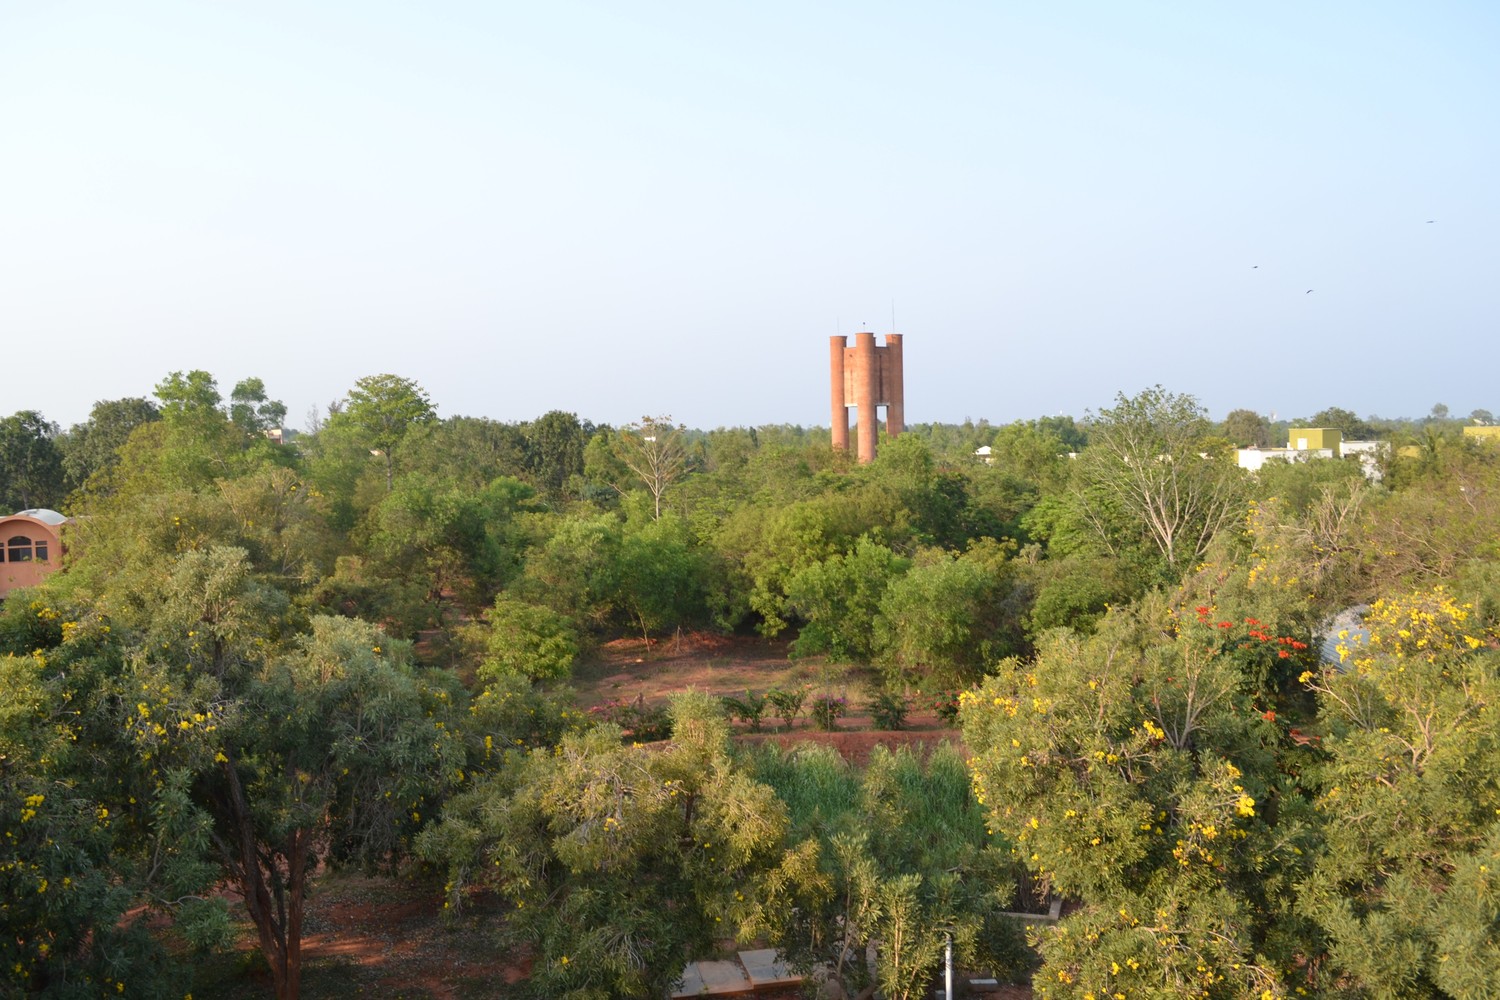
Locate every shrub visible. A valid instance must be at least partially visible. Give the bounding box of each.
[766,687,808,731]
[810,694,847,731]
[588,697,672,742]
[928,689,962,726]
[867,691,909,730]
[722,690,768,732]
[471,595,579,684]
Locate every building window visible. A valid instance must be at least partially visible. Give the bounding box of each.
[6,537,33,562]
[35,540,49,562]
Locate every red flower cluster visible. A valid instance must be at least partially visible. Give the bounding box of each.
[1189,607,1312,658]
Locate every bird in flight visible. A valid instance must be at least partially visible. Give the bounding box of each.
[1306,289,1314,294]
[1427,220,1435,223]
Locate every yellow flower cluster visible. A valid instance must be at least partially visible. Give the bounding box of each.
[1364,586,1486,661]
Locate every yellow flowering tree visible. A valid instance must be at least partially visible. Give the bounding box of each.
[1299,585,1500,997]
[962,595,1320,998]
[38,546,468,1000]
[0,649,182,998]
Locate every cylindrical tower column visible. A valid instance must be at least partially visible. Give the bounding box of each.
[829,336,849,452]
[854,331,878,463]
[884,333,904,438]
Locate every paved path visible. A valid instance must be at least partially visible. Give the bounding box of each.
[671,949,800,997]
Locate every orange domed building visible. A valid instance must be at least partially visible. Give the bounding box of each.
[0,508,69,599]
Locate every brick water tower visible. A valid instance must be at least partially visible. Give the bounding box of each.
[830,332,904,463]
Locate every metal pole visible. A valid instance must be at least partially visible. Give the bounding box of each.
[945,934,953,1000]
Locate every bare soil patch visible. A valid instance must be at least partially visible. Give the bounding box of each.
[575,634,967,765]
[574,633,813,708]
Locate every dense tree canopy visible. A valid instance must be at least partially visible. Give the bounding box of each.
[7,369,1500,1000]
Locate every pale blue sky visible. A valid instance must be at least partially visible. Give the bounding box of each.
[3,1,1496,431]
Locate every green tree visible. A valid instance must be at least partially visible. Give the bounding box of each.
[402,416,530,488]
[517,513,625,630]
[0,410,66,510]
[874,540,1025,688]
[59,396,160,492]
[785,536,908,662]
[468,594,579,684]
[1357,441,1500,595]
[420,692,787,1000]
[155,369,223,419]
[988,420,1074,491]
[341,374,437,490]
[213,465,335,590]
[747,743,1017,1000]
[53,541,464,1000]
[1025,553,1137,636]
[76,371,280,497]
[366,475,501,608]
[1302,406,1377,440]
[714,488,906,636]
[615,512,713,639]
[522,410,591,496]
[123,579,462,1000]
[229,377,289,434]
[1222,408,1272,448]
[0,646,182,998]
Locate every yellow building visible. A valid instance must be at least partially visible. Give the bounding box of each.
[1463,426,1500,445]
[1288,427,1342,456]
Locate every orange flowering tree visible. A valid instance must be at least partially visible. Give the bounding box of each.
[961,594,1321,999]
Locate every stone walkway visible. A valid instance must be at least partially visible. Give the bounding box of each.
[672,949,801,997]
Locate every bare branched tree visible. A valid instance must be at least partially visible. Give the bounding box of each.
[1077,386,1245,568]
[619,415,687,519]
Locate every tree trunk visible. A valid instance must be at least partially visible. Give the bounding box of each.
[219,755,310,1000]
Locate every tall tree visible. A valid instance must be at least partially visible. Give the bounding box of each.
[747,743,1016,1000]
[106,548,464,1000]
[341,374,436,490]
[0,411,65,510]
[1303,406,1377,440]
[988,420,1074,490]
[785,536,907,662]
[229,377,289,434]
[114,370,265,493]
[1077,386,1245,570]
[874,540,1025,688]
[962,596,1320,998]
[1222,408,1272,447]
[154,370,223,426]
[522,410,589,495]
[618,415,688,519]
[59,397,160,491]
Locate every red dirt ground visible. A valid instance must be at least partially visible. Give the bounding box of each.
[578,634,967,765]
